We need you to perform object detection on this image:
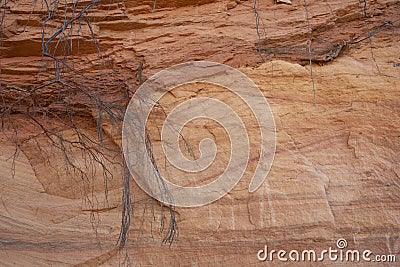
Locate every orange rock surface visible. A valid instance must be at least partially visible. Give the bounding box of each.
[0,0,399,266]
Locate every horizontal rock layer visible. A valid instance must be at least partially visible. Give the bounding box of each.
[0,0,399,266]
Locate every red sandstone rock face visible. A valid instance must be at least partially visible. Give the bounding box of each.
[0,0,400,266]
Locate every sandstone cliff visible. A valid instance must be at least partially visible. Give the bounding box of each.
[0,0,399,266]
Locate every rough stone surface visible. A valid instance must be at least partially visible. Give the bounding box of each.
[0,0,399,266]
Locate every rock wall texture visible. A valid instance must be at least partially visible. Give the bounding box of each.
[0,0,399,266]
